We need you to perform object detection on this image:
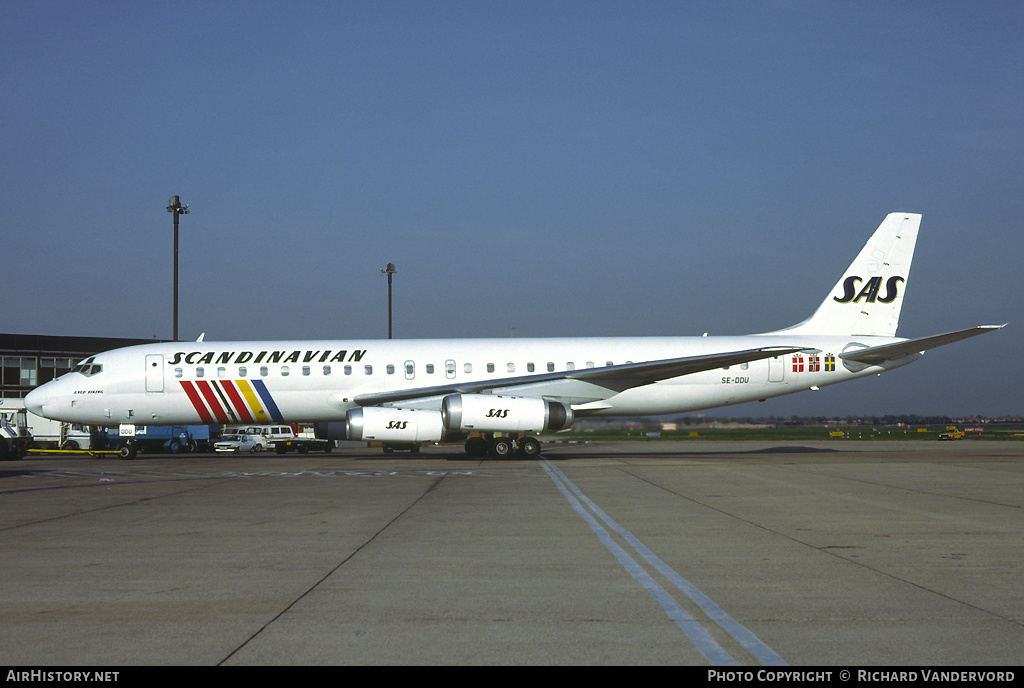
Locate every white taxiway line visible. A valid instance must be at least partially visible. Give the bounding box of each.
[539,459,786,666]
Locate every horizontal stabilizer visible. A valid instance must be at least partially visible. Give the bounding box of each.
[839,325,1005,364]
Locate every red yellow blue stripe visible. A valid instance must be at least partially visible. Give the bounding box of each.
[180,380,284,424]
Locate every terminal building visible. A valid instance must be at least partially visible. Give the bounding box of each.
[1,333,161,400]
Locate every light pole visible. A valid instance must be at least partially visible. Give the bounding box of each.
[380,262,396,339]
[166,196,189,341]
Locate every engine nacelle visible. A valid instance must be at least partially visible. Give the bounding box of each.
[441,394,573,434]
[346,407,444,443]
[313,421,348,441]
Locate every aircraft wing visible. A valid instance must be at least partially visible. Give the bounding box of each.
[353,346,805,407]
[839,325,1005,365]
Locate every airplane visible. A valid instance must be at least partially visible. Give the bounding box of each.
[24,212,1003,459]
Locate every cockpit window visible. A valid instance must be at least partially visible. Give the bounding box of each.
[71,357,103,377]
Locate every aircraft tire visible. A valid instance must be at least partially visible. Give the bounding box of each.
[464,437,487,457]
[118,443,137,460]
[488,437,514,459]
[516,437,541,458]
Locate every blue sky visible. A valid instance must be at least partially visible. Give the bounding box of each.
[2,1,1020,417]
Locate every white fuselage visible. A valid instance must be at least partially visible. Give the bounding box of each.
[25,335,915,427]
[22,212,999,451]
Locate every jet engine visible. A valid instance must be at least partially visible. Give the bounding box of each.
[313,421,348,441]
[441,394,573,434]
[345,407,444,442]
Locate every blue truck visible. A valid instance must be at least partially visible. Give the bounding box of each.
[120,425,212,454]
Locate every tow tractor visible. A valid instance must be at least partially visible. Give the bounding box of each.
[0,404,30,460]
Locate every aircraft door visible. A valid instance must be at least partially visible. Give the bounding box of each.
[768,355,784,383]
[145,354,164,392]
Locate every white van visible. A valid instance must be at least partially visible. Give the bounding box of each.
[215,425,295,453]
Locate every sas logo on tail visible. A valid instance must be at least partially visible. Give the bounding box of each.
[834,276,904,304]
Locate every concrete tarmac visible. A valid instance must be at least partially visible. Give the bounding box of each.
[1,440,1022,666]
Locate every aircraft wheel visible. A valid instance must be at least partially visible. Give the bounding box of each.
[488,436,514,459]
[464,437,487,457]
[516,437,542,458]
[119,442,137,460]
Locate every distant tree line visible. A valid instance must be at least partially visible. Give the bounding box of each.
[572,413,1017,429]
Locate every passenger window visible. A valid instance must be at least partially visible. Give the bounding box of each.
[527,363,535,372]
[196,367,205,378]
[238,367,247,377]
[365,365,373,375]
[566,362,575,371]
[387,364,395,375]
[344,365,352,375]
[218,367,227,378]
[281,366,290,376]
[547,362,555,372]
[464,363,472,374]
[507,363,515,373]
[487,363,495,373]
[302,366,311,376]
[260,366,269,376]
[323,365,331,375]
[175,368,183,378]
[426,364,435,374]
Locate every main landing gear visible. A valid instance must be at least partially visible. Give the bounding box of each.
[464,434,542,459]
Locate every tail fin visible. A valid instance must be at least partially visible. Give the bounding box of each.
[768,212,921,337]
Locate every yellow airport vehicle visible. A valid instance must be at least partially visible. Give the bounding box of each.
[938,427,965,440]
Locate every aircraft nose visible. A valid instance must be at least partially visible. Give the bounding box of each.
[25,385,50,418]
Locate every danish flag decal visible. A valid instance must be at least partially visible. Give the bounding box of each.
[179,379,284,424]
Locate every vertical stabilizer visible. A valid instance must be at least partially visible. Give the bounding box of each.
[768,213,920,337]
